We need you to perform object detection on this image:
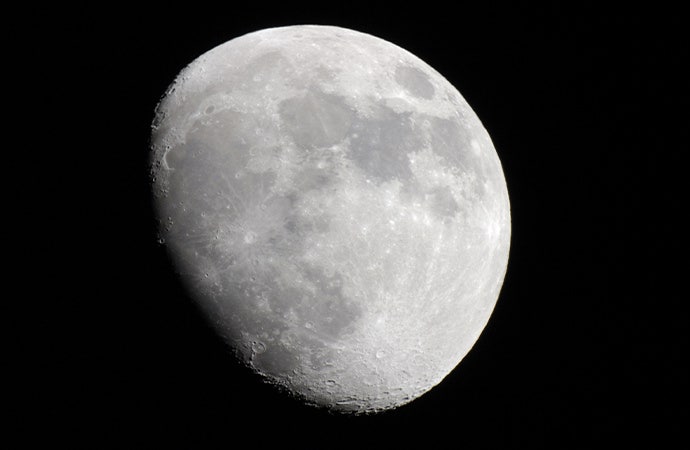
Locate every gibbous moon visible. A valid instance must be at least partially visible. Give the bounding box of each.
[150,25,510,413]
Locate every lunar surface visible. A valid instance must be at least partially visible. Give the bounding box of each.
[150,25,510,413]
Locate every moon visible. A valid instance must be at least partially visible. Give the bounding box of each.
[150,25,510,413]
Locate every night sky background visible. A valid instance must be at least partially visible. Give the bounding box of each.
[28,3,685,448]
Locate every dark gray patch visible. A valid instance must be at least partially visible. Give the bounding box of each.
[425,116,468,170]
[242,50,290,84]
[167,109,255,173]
[395,65,435,99]
[314,65,337,83]
[426,186,460,218]
[282,193,332,237]
[292,166,331,193]
[299,266,360,339]
[305,293,360,339]
[291,148,342,194]
[348,105,422,184]
[163,137,245,261]
[287,211,331,237]
[167,133,275,235]
[279,91,354,148]
[284,217,298,234]
[262,284,304,317]
[252,342,300,377]
[302,265,344,298]
[426,117,487,180]
[425,116,487,200]
[310,347,338,371]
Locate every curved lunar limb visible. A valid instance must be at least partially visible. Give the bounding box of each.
[150,25,510,413]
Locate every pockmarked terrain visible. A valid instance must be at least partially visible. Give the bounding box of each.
[150,25,510,413]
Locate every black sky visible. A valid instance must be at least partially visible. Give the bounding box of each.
[28,4,686,448]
